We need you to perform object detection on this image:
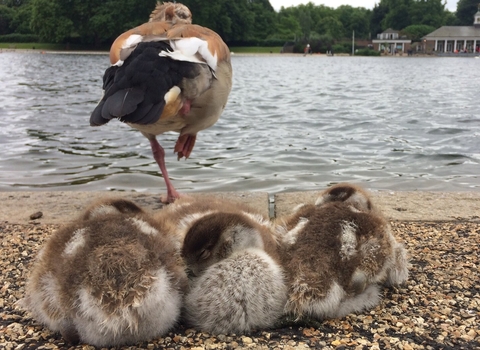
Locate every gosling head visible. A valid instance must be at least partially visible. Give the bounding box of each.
[82,198,145,221]
[181,212,264,277]
[316,183,373,212]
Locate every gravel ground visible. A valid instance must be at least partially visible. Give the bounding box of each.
[1,220,478,350]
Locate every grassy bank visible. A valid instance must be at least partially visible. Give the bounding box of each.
[0,42,64,50]
[0,42,110,51]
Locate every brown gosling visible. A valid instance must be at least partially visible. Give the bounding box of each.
[276,183,408,320]
[20,198,187,347]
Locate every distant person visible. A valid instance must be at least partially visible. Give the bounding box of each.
[304,44,312,56]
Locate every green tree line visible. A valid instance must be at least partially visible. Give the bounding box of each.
[0,0,479,47]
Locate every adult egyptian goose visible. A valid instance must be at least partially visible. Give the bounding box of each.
[90,2,232,203]
[276,183,408,320]
[21,198,188,347]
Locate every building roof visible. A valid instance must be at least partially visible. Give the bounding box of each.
[382,28,399,33]
[372,39,411,43]
[424,26,480,39]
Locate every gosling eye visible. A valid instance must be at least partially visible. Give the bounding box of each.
[198,249,210,260]
[185,268,196,278]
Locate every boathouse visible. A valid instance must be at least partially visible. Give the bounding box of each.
[423,5,480,53]
[371,28,412,54]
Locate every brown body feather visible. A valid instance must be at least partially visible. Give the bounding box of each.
[276,183,409,319]
[22,198,187,346]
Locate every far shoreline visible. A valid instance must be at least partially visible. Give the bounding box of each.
[0,48,442,58]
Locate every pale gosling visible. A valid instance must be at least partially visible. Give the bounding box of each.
[176,197,286,334]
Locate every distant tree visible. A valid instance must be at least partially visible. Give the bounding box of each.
[311,4,336,27]
[3,0,460,46]
[30,0,73,42]
[70,0,155,46]
[336,5,370,38]
[317,33,334,51]
[409,0,447,27]
[0,5,14,34]
[31,0,155,45]
[443,11,457,25]
[298,9,313,39]
[182,0,277,43]
[223,0,255,41]
[401,24,436,41]
[179,0,228,37]
[382,0,412,30]
[275,12,302,41]
[9,1,32,33]
[0,0,28,6]
[249,0,276,40]
[322,16,344,40]
[456,0,479,25]
[370,2,388,36]
[372,0,448,33]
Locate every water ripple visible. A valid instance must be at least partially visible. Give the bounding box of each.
[0,53,479,193]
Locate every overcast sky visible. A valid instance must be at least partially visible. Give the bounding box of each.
[269,0,458,12]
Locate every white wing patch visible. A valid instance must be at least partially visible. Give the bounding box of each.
[164,86,181,103]
[64,228,87,256]
[114,34,144,66]
[339,220,358,260]
[130,217,159,236]
[315,195,328,206]
[283,217,309,245]
[124,34,143,49]
[161,37,218,71]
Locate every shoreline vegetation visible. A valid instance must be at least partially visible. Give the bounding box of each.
[0,43,284,53]
[0,43,435,57]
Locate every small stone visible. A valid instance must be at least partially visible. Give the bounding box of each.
[29,212,43,220]
[241,336,253,344]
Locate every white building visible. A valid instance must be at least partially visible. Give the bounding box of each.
[423,6,480,53]
[372,28,412,54]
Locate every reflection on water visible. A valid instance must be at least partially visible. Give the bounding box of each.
[0,52,479,194]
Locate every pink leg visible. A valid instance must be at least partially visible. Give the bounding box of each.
[148,138,181,204]
[174,134,197,160]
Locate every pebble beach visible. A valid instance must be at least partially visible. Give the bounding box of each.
[1,190,479,350]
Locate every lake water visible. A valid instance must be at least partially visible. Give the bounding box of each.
[0,52,479,195]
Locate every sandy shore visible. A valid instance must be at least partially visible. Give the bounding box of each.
[1,190,479,349]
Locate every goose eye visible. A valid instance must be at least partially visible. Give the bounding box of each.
[199,249,210,260]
